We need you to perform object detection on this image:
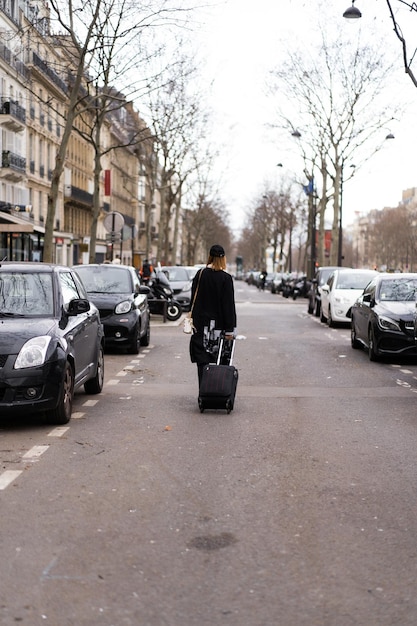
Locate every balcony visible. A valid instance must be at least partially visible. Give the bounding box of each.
[1,151,26,181]
[0,202,33,219]
[65,185,93,208]
[0,45,29,80]
[26,51,68,95]
[0,99,26,132]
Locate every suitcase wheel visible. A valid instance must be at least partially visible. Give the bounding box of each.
[226,399,233,414]
[198,397,204,413]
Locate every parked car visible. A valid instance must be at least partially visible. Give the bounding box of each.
[74,264,150,354]
[269,272,284,294]
[307,266,345,316]
[160,266,193,311]
[320,268,378,326]
[351,272,417,361]
[0,261,104,424]
[281,273,301,298]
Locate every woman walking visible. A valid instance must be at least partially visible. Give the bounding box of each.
[189,244,237,387]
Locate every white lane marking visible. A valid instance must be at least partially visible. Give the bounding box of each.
[396,379,411,388]
[72,412,85,419]
[83,399,98,407]
[22,445,49,460]
[107,379,120,385]
[400,369,413,374]
[0,470,23,490]
[48,427,69,437]
[117,371,127,376]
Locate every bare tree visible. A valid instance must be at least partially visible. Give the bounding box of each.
[143,52,212,264]
[34,0,196,262]
[369,204,417,270]
[269,30,400,266]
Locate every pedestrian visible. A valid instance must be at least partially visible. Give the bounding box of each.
[140,259,153,282]
[189,244,237,387]
[259,269,267,290]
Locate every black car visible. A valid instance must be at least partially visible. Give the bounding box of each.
[74,264,150,354]
[308,266,345,315]
[0,261,104,424]
[350,272,417,361]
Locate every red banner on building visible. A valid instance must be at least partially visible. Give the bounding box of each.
[104,170,111,196]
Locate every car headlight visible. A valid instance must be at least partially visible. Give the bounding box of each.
[378,315,401,332]
[115,300,132,314]
[181,281,192,295]
[334,295,350,304]
[15,336,52,369]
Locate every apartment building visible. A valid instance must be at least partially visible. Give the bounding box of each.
[0,0,159,267]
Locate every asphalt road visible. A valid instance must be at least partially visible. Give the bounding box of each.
[2,281,417,626]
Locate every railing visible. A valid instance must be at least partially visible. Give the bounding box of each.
[0,45,29,79]
[0,98,26,123]
[67,186,93,206]
[31,52,68,94]
[1,151,26,172]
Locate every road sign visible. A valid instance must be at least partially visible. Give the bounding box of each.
[103,211,124,233]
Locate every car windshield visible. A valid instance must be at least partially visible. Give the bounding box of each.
[378,278,417,301]
[163,267,189,281]
[0,272,53,316]
[335,273,375,290]
[76,267,132,293]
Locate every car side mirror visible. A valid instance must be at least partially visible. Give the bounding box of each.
[67,298,91,316]
[321,284,329,293]
[362,293,376,307]
[139,285,151,295]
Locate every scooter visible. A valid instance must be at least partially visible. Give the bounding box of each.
[147,271,182,321]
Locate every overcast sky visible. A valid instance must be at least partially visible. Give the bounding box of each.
[190,0,417,233]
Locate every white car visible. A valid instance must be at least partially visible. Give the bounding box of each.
[320,268,378,326]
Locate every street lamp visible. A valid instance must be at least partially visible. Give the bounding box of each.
[291,130,317,279]
[343,1,362,19]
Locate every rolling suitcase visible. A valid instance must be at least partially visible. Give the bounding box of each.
[198,338,238,414]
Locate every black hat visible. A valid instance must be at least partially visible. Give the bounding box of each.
[209,244,225,258]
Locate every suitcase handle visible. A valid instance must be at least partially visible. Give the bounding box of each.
[217,338,235,366]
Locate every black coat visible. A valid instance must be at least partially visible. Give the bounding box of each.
[191,267,236,332]
[189,267,237,365]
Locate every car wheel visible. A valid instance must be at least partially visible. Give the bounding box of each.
[351,323,361,349]
[327,307,334,327]
[127,325,140,354]
[368,326,379,361]
[84,345,104,394]
[45,361,74,425]
[140,320,150,346]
